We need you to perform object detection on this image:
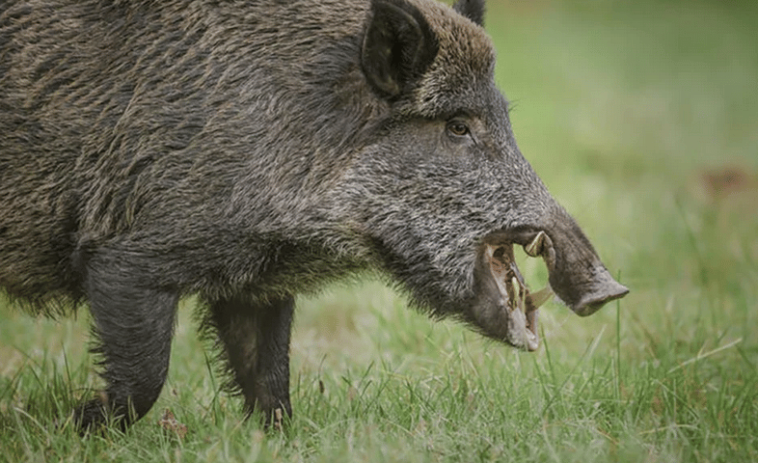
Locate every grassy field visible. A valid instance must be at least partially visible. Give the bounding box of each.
[2,0,757,461]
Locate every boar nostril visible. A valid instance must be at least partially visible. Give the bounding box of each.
[574,280,630,316]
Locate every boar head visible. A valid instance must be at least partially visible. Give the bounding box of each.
[331,0,628,350]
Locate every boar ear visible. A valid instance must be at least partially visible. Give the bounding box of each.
[453,0,485,27]
[361,0,439,99]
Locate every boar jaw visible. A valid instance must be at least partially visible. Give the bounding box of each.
[473,242,554,351]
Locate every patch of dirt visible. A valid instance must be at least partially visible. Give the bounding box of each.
[695,164,758,215]
[699,165,755,199]
[693,164,758,263]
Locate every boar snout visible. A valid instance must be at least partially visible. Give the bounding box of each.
[518,218,629,317]
[567,268,629,316]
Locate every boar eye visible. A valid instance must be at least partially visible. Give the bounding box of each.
[446,120,470,138]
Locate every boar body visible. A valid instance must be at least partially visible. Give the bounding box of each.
[0,0,627,430]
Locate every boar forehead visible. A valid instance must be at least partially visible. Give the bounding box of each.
[403,0,497,118]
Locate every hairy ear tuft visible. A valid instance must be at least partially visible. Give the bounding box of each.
[453,0,485,27]
[361,0,439,100]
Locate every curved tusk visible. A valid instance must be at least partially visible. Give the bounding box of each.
[529,286,554,310]
[524,231,546,257]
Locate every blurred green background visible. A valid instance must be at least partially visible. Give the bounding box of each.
[1,0,757,461]
[489,0,758,331]
[488,0,758,358]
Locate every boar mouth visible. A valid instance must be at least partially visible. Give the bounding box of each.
[474,227,628,352]
[480,241,553,352]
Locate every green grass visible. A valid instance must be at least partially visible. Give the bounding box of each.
[2,0,758,461]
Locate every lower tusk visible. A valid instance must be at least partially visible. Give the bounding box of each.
[529,286,554,310]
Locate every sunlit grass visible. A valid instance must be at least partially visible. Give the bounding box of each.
[2,1,758,461]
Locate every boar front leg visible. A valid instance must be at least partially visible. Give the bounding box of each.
[208,295,294,428]
[76,251,179,432]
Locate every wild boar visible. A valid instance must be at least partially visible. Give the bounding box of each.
[0,0,628,430]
